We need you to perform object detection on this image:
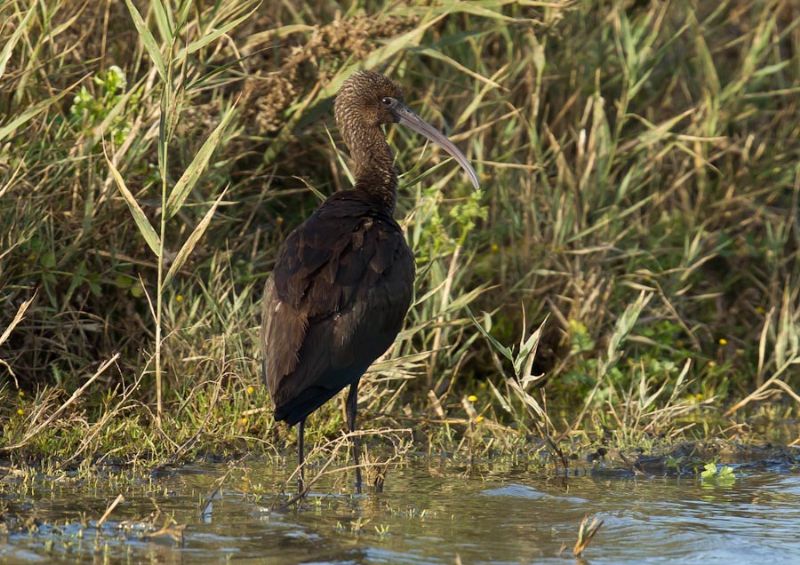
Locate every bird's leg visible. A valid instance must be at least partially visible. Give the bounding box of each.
[346,383,362,494]
[297,418,305,494]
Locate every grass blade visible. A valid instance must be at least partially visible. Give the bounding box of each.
[0,291,36,348]
[468,309,514,363]
[124,0,167,81]
[165,104,237,218]
[151,0,174,44]
[0,6,35,81]
[104,148,161,256]
[0,90,69,144]
[177,8,256,60]
[163,186,229,288]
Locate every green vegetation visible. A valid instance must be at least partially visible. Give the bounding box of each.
[1,0,799,469]
[700,461,736,485]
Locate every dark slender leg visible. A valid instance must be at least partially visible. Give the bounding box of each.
[297,419,305,494]
[346,383,362,494]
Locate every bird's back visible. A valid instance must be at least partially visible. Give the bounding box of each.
[260,190,415,425]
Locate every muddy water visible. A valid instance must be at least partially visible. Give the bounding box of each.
[1,454,799,564]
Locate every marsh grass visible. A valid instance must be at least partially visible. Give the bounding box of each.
[1,0,799,473]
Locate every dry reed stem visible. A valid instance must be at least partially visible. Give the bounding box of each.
[97,494,125,527]
[0,291,36,386]
[573,514,604,558]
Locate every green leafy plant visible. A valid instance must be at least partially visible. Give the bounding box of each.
[701,462,736,485]
[69,65,133,145]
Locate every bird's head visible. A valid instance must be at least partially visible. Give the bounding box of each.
[335,70,404,128]
[334,70,480,189]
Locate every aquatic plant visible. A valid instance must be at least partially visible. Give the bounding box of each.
[700,461,736,485]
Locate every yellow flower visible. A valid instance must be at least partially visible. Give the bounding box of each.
[246,385,255,395]
[175,294,184,303]
[718,338,728,346]
[475,415,484,424]
[490,243,499,253]
[239,417,248,426]
[467,394,478,403]
[16,408,24,416]
[18,390,24,397]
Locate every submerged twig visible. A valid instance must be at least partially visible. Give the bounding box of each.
[573,514,604,558]
[97,494,125,527]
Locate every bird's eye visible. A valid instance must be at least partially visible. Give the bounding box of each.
[381,97,394,106]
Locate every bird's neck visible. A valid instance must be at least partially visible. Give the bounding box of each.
[346,126,397,214]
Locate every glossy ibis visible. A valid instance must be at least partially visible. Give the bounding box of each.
[260,70,479,493]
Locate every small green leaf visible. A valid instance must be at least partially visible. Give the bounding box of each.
[114,274,134,289]
[700,462,718,480]
[40,251,56,269]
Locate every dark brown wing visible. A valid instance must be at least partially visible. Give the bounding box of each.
[260,191,415,425]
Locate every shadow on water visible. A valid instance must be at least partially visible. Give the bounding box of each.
[1,449,799,564]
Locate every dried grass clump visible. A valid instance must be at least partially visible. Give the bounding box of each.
[246,74,298,133]
[242,14,417,133]
[302,15,415,64]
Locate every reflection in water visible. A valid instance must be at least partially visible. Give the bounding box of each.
[1,457,799,564]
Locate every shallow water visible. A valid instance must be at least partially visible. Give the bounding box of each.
[2,452,799,564]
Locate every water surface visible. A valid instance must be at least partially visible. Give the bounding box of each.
[1,452,799,563]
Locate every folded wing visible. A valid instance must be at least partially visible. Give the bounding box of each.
[260,191,415,425]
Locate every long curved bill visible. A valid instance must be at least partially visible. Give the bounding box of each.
[395,104,480,189]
